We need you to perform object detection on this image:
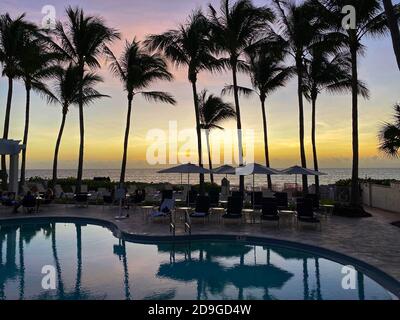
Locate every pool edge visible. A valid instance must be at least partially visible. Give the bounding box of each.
[1,215,399,299]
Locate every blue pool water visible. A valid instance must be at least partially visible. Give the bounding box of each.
[0,221,397,300]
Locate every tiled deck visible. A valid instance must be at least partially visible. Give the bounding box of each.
[0,204,399,282]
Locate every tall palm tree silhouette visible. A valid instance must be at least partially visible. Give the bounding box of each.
[16,37,58,191]
[303,48,369,195]
[319,0,392,206]
[0,13,37,189]
[272,0,327,194]
[198,90,236,183]
[208,0,275,193]
[382,0,400,70]
[104,39,176,185]
[224,39,293,189]
[51,65,108,184]
[49,7,120,192]
[145,10,221,194]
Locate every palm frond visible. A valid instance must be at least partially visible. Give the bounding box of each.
[140,91,176,105]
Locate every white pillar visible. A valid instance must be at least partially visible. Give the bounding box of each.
[9,154,19,194]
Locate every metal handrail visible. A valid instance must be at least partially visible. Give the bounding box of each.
[169,213,176,236]
[184,210,192,236]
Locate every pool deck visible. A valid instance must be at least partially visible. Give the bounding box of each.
[0,204,399,283]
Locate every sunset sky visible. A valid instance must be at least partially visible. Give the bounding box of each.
[0,0,399,170]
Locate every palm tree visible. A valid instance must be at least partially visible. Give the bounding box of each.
[52,65,108,184]
[273,0,328,194]
[49,7,120,192]
[198,90,236,183]
[208,0,275,194]
[382,0,400,70]
[104,39,176,185]
[145,10,221,194]
[16,38,59,191]
[0,13,37,189]
[303,48,369,195]
[320,0,392,206]
[379,103,400,158]
[224,41,293,189]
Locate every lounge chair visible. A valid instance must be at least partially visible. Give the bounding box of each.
[23,197,37,214]
[305,194,320,210]
[161,190,174,203]
[150,198,175,222]
[208,190,220,207]
[190,196,211,223]
[251,191,263,209]
[274,192,289,209]
[222,196,243,223]
[75,193,89,208]
[296,198,321,230]
[187,190,198,206]
[261,198,280,228]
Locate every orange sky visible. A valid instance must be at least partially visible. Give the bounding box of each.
[0,0,399,170]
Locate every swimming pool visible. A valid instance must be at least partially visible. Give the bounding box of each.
[0,219,398,300]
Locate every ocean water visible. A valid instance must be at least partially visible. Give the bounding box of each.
[25,168,400,187]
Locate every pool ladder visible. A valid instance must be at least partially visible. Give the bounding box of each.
[169,210,192,237]
[169,214,176,236]
[184,211,192,236]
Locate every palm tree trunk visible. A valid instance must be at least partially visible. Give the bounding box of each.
[120,97,133,185]
[350,45,360,206]
[205,129,214,184]
[76,64,85,193]
[191,80,205,195]
[383,0,400,71]
[1,76,13,190]
[75,224,82,297]
[231,62,245,194]
[19,84,31,192]
[311,96,320,196]
[260,96,272,190]
[52,108,68,184]
[51,223,65,299]
[296,57,308,194]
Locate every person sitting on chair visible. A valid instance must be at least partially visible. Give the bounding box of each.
[13,191,37,213]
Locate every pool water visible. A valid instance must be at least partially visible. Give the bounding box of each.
[0,221,396,300]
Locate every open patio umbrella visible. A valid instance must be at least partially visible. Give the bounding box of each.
[279,165,327,191]
[213,165,236,176]
[235,163,280,209]
[158,163,210,205]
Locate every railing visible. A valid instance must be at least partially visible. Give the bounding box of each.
[169,213,176,236]
[184,210,192,236]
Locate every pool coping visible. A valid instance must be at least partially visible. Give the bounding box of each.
[1,215,399,299]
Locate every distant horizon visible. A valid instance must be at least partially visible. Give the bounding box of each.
[1,0,400,170]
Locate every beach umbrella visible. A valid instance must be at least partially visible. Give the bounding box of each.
[158,163,210,205]
[213,165,236,176]
[279,165,327,190]
[234,163,280,208]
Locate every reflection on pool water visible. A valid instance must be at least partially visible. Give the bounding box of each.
[0,221,396,300]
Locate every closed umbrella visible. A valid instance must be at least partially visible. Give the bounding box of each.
[158,163,210,205]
